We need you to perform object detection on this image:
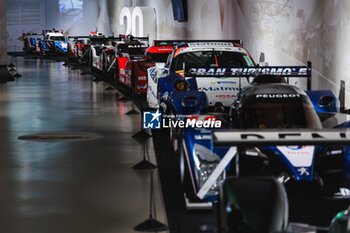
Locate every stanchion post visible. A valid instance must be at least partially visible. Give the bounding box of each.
[132,138,157,170]
[132,106,152,140]
[133,171,168,232]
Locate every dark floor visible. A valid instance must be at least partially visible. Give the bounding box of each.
[0,57,167,233]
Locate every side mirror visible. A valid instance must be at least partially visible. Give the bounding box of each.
[258,52,268,66]
[259,52,265,63]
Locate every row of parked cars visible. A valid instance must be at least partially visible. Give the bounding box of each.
[22,30,350,232]
[142,40,350,232]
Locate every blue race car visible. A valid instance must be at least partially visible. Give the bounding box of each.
[22,31,43,54]
[174,65,350,206]
[38,29,68,55]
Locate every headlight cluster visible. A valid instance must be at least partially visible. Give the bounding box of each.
[243,147,267,158]
[173,79,189,91]
[193,143,224,196]
[198,162,224,196]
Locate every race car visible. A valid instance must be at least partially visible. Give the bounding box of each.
[22,31,43,54]
[145,40,184,64]
[146,40,254,109]
[38,29,67,55]
[173,64,350,206]
[67,36,90,63]
[89,34,122,72]
[111,35,155,94]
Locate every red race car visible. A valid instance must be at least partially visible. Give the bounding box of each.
[145,40,184,64]
[111,35,155,94]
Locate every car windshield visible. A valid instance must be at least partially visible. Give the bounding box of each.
[240,94,322,129]
[170,50,255,72]
[50,36,65,41]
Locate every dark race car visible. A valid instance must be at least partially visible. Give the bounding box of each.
[171,64,350,208]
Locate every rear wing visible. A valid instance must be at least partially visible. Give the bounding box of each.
[153,40,243,47]
[195,128,350,199]
[89,36,123,41]
[68,36,90,39]
[184,61,312,90]
[22,31,43,38]
[43,29,63,35]
[213,129,350,147]
[119,35,149,46]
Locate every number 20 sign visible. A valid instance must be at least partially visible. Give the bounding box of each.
[119,7,156,41]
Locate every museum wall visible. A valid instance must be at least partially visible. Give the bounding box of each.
[5,0,350,104]
[45,0,98,36]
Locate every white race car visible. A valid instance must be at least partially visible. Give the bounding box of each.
[146,40,258,109]
[89,33,121,72]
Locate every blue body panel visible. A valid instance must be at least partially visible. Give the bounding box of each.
[55,41,68,53]
[305,90,338,113]
[180,88,350,202]
[171,91,208,114]
[28,38,36,48]
[41,41,50,51]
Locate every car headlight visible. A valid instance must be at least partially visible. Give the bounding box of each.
[325,146,343,156]
[243,147,267,158]
[173,79,189,91]
[193,143,224,196]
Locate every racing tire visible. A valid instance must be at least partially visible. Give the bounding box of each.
[39,43,44,57]
[75,45,79,60]
[102,52,107,75]
[66,43,71,63]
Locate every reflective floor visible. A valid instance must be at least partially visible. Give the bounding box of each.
[0,57,167,233]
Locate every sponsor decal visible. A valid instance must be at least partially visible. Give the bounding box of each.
[194,135,212,140]
[138,76,147,81]
[335,188,350,197]
[189,67,309,76]
[256,93,300,98]
[137,85,147,89]
[297,167,310,176]
[278,145,315,167]
[286,145,306,150]
[210,81,237,85]
[162,91,170,101]
[200,86,241,92]
[188,42,233,47]
[216,94,235,99]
